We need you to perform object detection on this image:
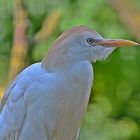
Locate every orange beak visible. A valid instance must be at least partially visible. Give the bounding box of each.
[96,39,139,47]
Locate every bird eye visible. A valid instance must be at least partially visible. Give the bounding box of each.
[87,38,94,44]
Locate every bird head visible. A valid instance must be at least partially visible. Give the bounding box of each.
[43,26,139,70]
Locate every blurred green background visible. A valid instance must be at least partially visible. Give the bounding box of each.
[0,0,140,139]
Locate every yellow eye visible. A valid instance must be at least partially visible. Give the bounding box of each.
[87,38,94,44]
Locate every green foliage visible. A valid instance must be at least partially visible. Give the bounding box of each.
[0,0,140,139]
[0,0,13,85]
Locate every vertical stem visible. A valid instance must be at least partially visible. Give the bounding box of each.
[8,0,28,83]
[108,0,140,40]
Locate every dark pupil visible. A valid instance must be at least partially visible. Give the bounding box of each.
[87,38,93,44]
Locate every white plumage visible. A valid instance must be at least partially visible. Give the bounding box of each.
[0,26,138,140]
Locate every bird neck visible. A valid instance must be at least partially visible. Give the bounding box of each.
[42,46,77,72]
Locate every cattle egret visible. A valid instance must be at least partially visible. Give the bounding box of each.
[0,26,139,140]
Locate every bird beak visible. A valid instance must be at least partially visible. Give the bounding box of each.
[96,39,139,48]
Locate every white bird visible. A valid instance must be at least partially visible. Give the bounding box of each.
[0,26,139,140]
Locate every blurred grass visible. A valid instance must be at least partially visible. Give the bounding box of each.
[0,0,140,139]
